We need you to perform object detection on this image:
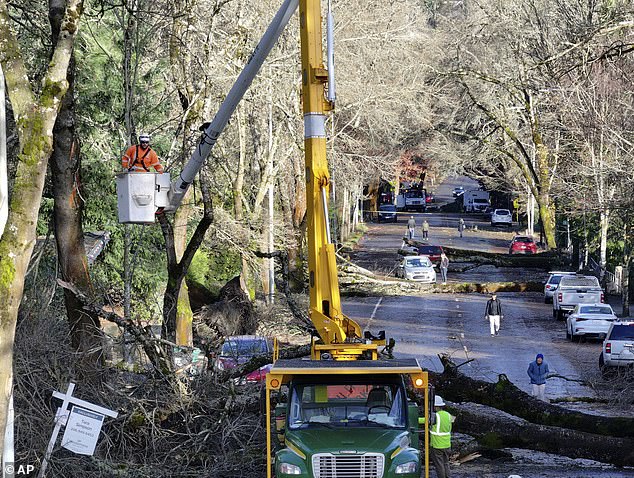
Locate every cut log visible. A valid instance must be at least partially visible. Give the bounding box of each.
[432,355,634,439]
[452,402,634,467]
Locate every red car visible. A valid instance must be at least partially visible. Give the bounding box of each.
[416,244,444,266]
[509,235,537,254]
[213,335,272,383]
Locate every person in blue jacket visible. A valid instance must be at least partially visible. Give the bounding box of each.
[527,353,550,401]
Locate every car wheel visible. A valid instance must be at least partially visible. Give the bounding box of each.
[393,218,398,223]
[556,310,564,321]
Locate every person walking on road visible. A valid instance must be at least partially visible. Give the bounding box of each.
[407,216,416,240]
[419,395,455,478]
[422,219,430,240]
[440,252,449,284]
[484,293,503,336]
[458,218,465,238]
[527,353,550,402]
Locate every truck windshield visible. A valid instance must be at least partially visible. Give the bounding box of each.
[608,324,634,340]
[288,382,406,429]
[405,190,424,199]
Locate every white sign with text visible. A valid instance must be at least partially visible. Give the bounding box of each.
[61,406,105,456]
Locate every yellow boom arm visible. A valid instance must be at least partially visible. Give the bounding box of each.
[299,0,383,360]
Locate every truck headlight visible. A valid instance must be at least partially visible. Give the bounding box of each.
[279,463,302,475]
[395,461,418,474]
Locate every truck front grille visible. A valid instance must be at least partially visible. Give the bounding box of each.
[312,453,384,478]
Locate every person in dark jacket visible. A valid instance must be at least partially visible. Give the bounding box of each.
[484,293,503,336]
[527,353,550,401]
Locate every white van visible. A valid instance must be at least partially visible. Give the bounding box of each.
[463,190,490,213]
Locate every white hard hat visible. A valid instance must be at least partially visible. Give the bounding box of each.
[139,133,151,143]
[434,395,445,407]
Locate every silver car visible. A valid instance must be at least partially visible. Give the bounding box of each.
[566,303,617,341]
[396,255,436,283]
[490,208,512,227]
[599,320,634,375]
[543,271,576,304]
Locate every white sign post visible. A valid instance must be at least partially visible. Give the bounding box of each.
[39,383,118,478]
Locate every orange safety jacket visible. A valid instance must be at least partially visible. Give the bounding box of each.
[122,145,163,173]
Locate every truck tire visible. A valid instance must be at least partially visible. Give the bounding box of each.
[599,353,611,378]
[557,310,564,321]
[553,309,558,320]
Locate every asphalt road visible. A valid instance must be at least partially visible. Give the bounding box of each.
[341,176,634,477]
[344,293,596,402]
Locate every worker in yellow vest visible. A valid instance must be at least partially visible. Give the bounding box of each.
[419,395,455,478]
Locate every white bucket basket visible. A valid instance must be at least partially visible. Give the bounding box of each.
[116,172,171,224]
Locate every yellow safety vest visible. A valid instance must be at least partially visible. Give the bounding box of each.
[419,410,453,449]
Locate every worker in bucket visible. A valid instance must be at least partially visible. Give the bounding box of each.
[122,133,164,173]
[419,395,455,478]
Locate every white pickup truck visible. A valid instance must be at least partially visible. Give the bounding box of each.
[553,275,604,321]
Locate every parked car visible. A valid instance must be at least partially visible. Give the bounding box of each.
[452,186,464,197]
[490,208,512,227]
[213,335,272,382]
[553,275,604,321]
[377,204,398,223]
[599,320,634,375]
[416,244,444,266]
[396,255,436,283]
[566,303,617,341]
[544,271,577,303]
[509,235,537,255]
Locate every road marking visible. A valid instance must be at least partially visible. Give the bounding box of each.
[370,297,383,320]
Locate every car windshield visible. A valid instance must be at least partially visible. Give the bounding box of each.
[406,257,431,268]
[579,306,613,315]
[418,246,440,254]
[221,338,268,357]
[608,324,634,340]
[495,210,510,215]
[288,382,406,429]
[514,237,533,243]
[474,199,489,203]
[548,275,563,285]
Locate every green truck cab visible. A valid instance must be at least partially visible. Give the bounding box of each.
[265,358,430,478]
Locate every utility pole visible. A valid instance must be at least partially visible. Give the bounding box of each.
[268,184,275,304]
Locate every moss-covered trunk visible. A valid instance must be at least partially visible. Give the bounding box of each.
[535,139,556,250]
[0,0,84,450]
[174,189,193,347]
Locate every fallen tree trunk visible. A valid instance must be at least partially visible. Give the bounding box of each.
[452,402,634,467]
[432,355,634,439]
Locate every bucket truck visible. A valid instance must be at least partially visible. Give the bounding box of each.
[115,0,430,476]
